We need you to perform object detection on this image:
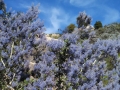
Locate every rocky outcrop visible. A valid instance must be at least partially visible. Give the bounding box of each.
[73,25,94,35]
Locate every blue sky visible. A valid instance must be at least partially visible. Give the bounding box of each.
[4,0,120,33]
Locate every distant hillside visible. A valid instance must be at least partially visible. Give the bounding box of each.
[95,23,120,39]
[46,33,61,39]
[46,23,120,41]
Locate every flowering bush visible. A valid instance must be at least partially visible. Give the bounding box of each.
[0,0,120,90]
[0,1,47,89]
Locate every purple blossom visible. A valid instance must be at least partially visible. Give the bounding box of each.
[24,84,37,90]
[61,33,79,44]
[41,51,56,64]
[0,1,120,89]
[11,81,18,88]
[89,31,96,38]
[69,44,81,57]
[47,39,65,51]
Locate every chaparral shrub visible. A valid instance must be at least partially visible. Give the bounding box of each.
[0,0,120,90]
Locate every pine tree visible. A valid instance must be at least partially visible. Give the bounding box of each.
[94,21,103,29]
[64,23,76,33]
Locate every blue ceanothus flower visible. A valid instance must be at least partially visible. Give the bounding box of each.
[0,0,120,89]
[0,2,48,89]
[47,39,65,51]
[61,33,79,44]
[61,38,120,89]
[69,44,82,58]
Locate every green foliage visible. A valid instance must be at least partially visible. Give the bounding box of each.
[67,24,76,33]
[52,35,60,39]
[118,52,120,58]
[52,36,59,39]
[15,79,35,90]
[101,75,109,87]
[49,40,71,89]
[94,21,103,29]
[0,69,8,89]
[95,22,120,39]
[104,56,115,70]
[49,34,52,37]
[79,75,87,82]
[80,32,89,39]
[48,34,60,39]
[100,33,109,39]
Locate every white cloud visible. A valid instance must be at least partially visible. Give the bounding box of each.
[17,2,71,34]
[69,0,95,7]
[45,8,70,33]
[103,7,120,25]
[19,0,40,9]
[69,0,120,25]
[19,3,31,9]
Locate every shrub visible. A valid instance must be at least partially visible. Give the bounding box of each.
[76,11,91,28]
[67,23,76,33]
[94,21,103,29]
[0,1,120,89]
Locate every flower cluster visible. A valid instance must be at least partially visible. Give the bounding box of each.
[47,39,65,51]
[0,0,120,89]
[61,33,79,44]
